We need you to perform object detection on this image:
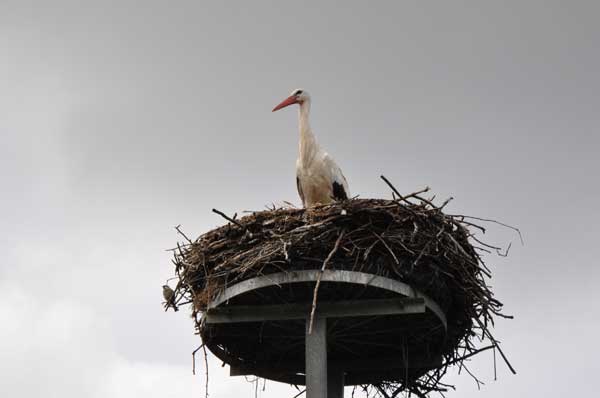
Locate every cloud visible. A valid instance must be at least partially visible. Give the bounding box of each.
[0,283,113,397]
[1,2,599,397]
[0,276,291,398]
[99,359,203,398]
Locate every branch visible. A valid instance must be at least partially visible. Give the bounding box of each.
[380,175,430,207]
[308,229,345,333]
[203,344,209,398]
[290,389,306,398]
[175,224,193,244]
[474,317,517,374]
[443,345,494,367]
[192,343,205,375]
[451,215,524,245]
[212,208,247,231]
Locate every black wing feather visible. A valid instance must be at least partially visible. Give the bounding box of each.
[296,177,306,206]
[332,181,348,201]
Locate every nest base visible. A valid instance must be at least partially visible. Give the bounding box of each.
[202,270,446,387]
[170,194,514,396]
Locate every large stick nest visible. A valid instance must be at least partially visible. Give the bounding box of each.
[168,182,516,397]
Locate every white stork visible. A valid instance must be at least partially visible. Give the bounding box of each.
[272,89,350,207]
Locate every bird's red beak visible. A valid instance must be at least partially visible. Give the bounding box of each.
[272,95,299,112]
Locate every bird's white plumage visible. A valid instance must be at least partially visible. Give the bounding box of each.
[274,89,349,207]
[324,152,350,191]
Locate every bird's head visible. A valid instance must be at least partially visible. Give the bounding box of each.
[272,88,310,112]
[162,285,170,290]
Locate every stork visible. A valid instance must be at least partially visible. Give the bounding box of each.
[272,89,350,207]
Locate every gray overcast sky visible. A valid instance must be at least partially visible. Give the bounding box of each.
[1,1,599,397]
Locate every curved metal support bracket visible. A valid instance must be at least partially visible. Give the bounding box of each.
[208,269,447,330]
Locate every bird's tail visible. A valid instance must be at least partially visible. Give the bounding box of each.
[164,300,179,312]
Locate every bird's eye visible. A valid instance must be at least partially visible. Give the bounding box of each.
[295,90,303,96]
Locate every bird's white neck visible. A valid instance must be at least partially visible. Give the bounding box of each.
[298,99,319,165]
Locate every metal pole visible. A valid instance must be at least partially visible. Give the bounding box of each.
[306,317,328,398]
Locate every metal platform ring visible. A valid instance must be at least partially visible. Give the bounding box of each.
[208,269,447,330]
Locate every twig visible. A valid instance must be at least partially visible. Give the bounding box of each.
[203,343,209,398]
[290,388,306,398]
[493,345,497,381]
[308,229,345,333]
[175,224,193,244]
[474,318,517,374]
[212,208,247,231]
[462,363,484,389]
[413,193,436,208]
[438,197,454,210]
[192,343,205,375]
[499,242,512,257]
[470,235,503,252]
[375,385,392,398]
[380,175,430,207]
[373,232,399,264]
[443,345,494,366]
[451,215,524,245]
